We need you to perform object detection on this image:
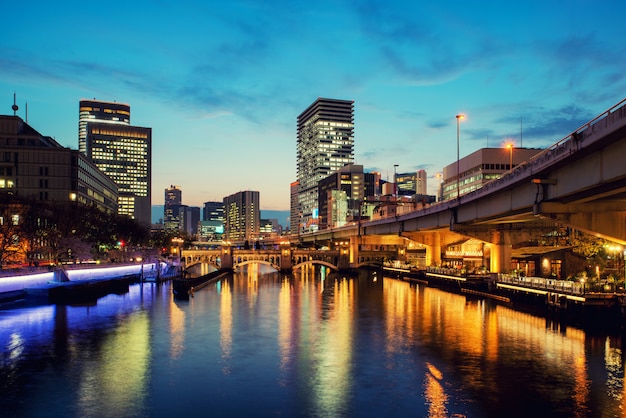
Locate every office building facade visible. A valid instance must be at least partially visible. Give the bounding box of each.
[396,170,428,197]
[79,102,152,225]
[79,100,130,155]
[164,185,182,232]
[0,115,118,213]
[296,98,354,232]
[442,147,543,200]
[289,181,299,235]
[223,190,260,243]
[317,164,364,229]
[203,201,225,223]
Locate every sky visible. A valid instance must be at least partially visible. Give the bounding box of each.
[2,0,625,211]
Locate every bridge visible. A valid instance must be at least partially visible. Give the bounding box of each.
[294,98,626,273]
[181,246,398,274]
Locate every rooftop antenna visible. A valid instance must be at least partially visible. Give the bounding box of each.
[25,101,28,123]
[12,92,18,116]
[520,116,523,147]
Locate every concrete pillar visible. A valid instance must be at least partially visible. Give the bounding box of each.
[220,245,233,270]
[279,243,292,272]
[349,236,361,267]
[490,230,512,273]
[425,233,442,267]
[337,243,351,272]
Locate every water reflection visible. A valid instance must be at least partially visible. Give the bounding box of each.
[1,267,625,417]
[76,310,150,418]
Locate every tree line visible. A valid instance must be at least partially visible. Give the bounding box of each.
[0,194,158,267]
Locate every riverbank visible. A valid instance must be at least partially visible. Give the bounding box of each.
[386,266,626,328]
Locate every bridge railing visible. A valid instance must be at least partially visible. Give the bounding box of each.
[498,274,586,295]
[465,97,626,202]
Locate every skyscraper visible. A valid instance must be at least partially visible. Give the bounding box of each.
[296,98,354,232]
[224,191,260,243]
[80,99,152,225]
[417,169,427,195]
[396,170,428,197]
[79,100,130,155]
[164,185,182,232]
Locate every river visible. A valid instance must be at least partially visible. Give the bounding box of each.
[1,265,624,417]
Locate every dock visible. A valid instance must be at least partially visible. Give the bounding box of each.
[172,270,231,299]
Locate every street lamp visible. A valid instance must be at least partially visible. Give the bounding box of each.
[172,237,184,272]
[456,114,465,199]
[393,164,399,198]
[506,142,513,170]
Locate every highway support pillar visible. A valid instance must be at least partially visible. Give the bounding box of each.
[424,232,442,267]
[279,243,292,273]
[490,229,512,273]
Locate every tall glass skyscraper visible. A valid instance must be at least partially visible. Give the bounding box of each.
[224,190,260,243]
[296,98,354,232]
[164,185,182,232]
[80,99,152,225]
[79,100,130,155]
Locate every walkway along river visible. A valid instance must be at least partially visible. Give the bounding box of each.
[0,265,624,417]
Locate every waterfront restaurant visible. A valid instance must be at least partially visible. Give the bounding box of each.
[510,246,586,279]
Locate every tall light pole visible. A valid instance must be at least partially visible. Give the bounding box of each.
[394,164,399,198]
[505,142,514,170]
[456,114,465,199]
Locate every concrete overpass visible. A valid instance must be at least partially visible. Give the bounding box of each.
[300,98,626,272]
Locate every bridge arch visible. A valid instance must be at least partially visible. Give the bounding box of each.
[186,261,221,270]
[354,260,383,269]
[234,259,280,271]
[292,260,338,271]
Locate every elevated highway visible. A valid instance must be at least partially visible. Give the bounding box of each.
[301,98,626,272]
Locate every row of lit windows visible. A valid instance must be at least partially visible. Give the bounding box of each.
[90,128,149,139]
[93,137,148,148]
[0,214,20,226]
[80,106,130,117]
[0,179,15,188]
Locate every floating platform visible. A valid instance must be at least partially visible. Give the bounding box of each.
[172,269,231,300]
[25,275,138,304]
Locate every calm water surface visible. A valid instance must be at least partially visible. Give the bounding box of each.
[1,265,625,417]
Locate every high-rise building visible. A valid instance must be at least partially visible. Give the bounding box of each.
[396,170,428,197]
[79,100,130,155]
[203,201,225,223]
[223,191,260,243]
[81,100,151,225]
[296,98,354,232]
[289,181,299,235]
[317,164,364,229]
[0,115,118,213]
[164,185,182,232]
[417,169,427,195]
[181,206,200,236]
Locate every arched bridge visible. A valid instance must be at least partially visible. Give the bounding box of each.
[181,246,394,273]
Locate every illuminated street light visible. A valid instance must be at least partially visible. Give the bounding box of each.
[456,114,465,199]
[506,142,513,169]
[172,237,184,272]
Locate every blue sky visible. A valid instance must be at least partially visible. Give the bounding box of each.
[2,0,625,210]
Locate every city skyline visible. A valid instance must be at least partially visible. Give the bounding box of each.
[2,0,625,210]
